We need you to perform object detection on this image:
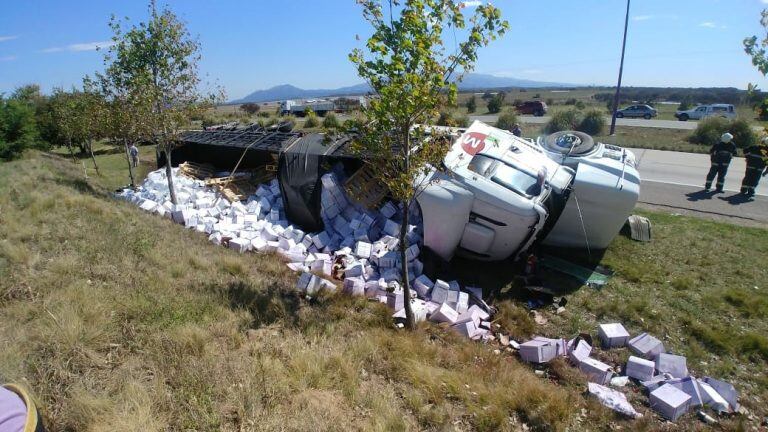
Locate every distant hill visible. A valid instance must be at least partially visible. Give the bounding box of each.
[230,73,572,103]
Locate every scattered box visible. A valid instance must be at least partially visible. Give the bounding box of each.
[413,274,434,298]
[697,379,731,413]
[579,357,613,385]
[650,383,691,421]
[569,340,592,364]
[702,377,739,412]
[655,353,688,379]
[598,323,630,348]
[626,356,656,381]
[429,302,458,324]
[628,332,665,360]
[665,377,703,407]
[519,339,557,364]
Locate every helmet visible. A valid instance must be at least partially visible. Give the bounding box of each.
[721,132,733,143]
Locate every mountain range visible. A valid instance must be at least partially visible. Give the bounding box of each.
[230,73,572,104]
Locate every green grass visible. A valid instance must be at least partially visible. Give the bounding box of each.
[1,149,766,430]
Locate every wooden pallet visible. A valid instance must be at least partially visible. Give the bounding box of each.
[205,165,278,202]
[179,161,216,180]
[344,164,389,209]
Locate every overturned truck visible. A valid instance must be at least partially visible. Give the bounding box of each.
[166,120,640,263]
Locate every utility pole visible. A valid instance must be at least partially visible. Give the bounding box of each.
[609,0,631,136]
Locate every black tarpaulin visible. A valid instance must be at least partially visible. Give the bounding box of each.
[278,134,336,232]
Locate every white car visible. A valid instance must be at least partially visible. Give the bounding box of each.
[675,104,736,121]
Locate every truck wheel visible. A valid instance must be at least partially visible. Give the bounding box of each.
[679,114,689,121]
[643,114,651,119]
[616,112,624,118]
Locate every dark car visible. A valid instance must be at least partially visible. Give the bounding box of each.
[515,101,548,116]
[615,104,657,119]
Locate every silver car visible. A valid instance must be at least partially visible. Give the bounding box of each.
[616,104,657,119]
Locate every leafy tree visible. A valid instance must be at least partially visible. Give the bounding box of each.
[0,96,39,160]
[240,102,260,115]
[576,109,605,135]
[481,91,493,100]
[466,95,476,113]
[486,92,505,113]
[744,10,768,75]
[322,112,340,129]
[678,99,693,111]
[103,1,222,203]
[304,112,320,128]
[349,0,507,329]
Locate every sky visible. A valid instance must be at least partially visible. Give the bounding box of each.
[1,0,768,100]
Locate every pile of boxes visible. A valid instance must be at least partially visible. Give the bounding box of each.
[516,322,740,422]
[118,168,492,340]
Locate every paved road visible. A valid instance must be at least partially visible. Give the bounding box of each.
[470,114,699,130]
[629,148,768,225]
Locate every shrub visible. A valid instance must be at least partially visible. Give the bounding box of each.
[454,115,470,128]
[257,111,271,118]
[487,94,505,114]
[303,113,320,128]
[322,112,340,129]
[754,97,768,120]
[689,118,757,148]
[533,93,541,99]
[678,100,693,111]
[466,96,477,113]
[495,110,519,132]
[576,109,605,135]
[545,98,554,106]
[565,98,577,105]
[574,100,586,110]
[545,109,581,133]
[436,111,453,126]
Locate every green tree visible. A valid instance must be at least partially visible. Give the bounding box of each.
[0,96,39,160]
[487,92,505,113]
[349,0,507,329]
[322,112,340,129]
[466,95,476,113]
[495,109,518,132]
[744,11,768,121]
[103,1,222,204]
[240,102,260,115]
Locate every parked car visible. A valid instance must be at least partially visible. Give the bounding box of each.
[615,104,657,119]
[674,104,736,121]
[515,100,548,116]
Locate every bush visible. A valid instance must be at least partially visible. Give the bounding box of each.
[322,113,340,129]
[466,96,477,113]
[454,115,470,128]
[545,98,554,106]
[678,100,693,111]
[495,110,519,132]
[436,111,453,126]
[545,109,581,133]
[303,113,320,128]
[574,100,586,110]
[565,98,577,105]
[689,118,757,148]
[576,109,605,135]
[257,111,271,118]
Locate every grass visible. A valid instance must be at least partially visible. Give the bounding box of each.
[1,149,766,430]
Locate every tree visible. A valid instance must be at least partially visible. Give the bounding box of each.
[103,1,222,204]
[240,102,260,115]
[466,95,476,113]
[0,95,39,161]
[487,92,505,113]
[745,14,768,121]
[495,109,518,132]
[349,0,507,329]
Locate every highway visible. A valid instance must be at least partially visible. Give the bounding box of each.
[629,148,768,226]
[470,114,700,130]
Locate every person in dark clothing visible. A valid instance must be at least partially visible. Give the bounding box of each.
[511,123,522,137]
[705,132,737,192]
[740,137,768,197]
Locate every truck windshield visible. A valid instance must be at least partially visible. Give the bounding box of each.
[467,154,541,197]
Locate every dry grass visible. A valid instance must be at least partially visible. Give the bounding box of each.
[2,150,766,431]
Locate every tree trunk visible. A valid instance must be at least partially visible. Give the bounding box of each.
[124,139,136,188]
[66,137,77,163]
[400,127,415,330]
[399,201,415,329]
[87,139,100,175]
[163,144,177,205]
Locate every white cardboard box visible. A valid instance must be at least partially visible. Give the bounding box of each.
[628,332,665,360]
[650,383,691,421]
[626,356,655,381]
[598,323,630,348]
[655,353,688,378]
[579,357,613,385]
[429,302,458,324]
[519,339,557,364]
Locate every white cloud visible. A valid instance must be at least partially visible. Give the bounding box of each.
[762,0,768,4]
[632,15,653,21]
[699,21,717,28]
[42,40,115,53]
[0,35,19,42]
[0,55,16,61]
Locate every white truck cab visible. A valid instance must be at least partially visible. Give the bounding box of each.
[416,121,640,262]
[675,104,736,121]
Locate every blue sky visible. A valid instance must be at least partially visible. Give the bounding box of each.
[1,0,767,100]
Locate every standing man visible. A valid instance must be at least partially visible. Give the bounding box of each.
[129,143,139,168]
[511,123,522,137]
[705,132,737,192]
[740,136,768,198]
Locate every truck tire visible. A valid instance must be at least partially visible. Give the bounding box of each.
[678,114,689,121]
[543,130,596,156]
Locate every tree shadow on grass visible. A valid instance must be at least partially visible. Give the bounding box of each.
[223,280,302,329]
